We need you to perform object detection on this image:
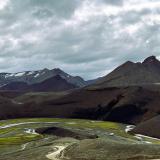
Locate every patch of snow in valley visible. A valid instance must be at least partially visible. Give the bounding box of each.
[125,126,159,144]
[125,125,135,133]
[135,134,160,141]
[134,135,143,141]
[109,133,114,136]
[134,135,153,144]
[24,128,38,135]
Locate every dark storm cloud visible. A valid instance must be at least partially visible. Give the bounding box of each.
[0,0,160,79]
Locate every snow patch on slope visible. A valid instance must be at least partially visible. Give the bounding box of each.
[15,72,25,77]
[34,73,40,78]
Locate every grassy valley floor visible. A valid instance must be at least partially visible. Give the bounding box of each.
[0,118,160,160]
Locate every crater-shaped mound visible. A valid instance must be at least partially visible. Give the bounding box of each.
[36,126,98,140]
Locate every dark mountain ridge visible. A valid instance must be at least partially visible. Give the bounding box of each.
[1,75,77,92]
[1,85,160,125]
[0,68,90,88]
[94,56,160,88]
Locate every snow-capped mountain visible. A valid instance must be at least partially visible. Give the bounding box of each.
[1,75,77,92]
[0,68,88,87]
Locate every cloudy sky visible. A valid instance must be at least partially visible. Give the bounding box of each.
[0,0,160,79]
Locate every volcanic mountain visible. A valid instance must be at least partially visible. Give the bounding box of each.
[1,75,77,92]
[0,68,89,88]
[94,56,160,88]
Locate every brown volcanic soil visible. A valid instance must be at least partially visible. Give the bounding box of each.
[131,115,160,138]
[0,85,160,125]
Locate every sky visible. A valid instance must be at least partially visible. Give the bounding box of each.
[0,0,160,79]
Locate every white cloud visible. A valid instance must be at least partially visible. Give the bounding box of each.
[0,0,9,10]
[0,0,160,79]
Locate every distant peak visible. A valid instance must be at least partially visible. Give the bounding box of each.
[52,68,65,74]
[53,68,63,71]
[143,56,159,64]
[42,68,49,71]
[121,61,134,67]
[125,61,134,64]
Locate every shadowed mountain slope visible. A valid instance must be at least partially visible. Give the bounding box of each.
[0,85,160,125]
[1,75,77,92]
[94,56,160,88]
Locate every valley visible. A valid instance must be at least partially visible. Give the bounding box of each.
[1,0,160,159]
[0,118,160,160]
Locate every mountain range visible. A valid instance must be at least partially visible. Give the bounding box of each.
[0,68,95,92]
[1,56,160,92]
[1,75,77,92]
[94,55,160,88]
[1,56,160,139]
